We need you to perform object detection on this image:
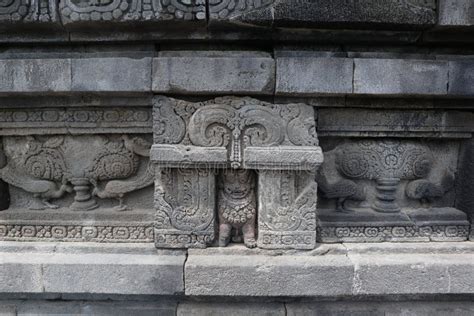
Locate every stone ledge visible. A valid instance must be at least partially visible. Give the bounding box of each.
[0,242,185,296]
[0,56,473,97]
[185,243,474,297]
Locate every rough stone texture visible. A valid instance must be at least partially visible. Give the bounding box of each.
[0,242,185,295]
[209,0,436,29]
[185,245,354,297]
[0,59,71,94]
[72,58,152,92]
[354,59,448,96]
[456,138,474,239]
[318,108,474,138]
[276,57,353,96]
[152,96,321,250]
[449,61,474,96]
[439,0,474,27]
[185,243,474,297]
[177,302,285,316]
[152,53,275,95]
[286,301,474,316]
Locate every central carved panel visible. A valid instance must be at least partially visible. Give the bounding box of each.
[152,96,323,249]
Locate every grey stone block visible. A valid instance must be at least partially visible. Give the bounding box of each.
[185,245,354,296]
[0,305,15,316]
[0,260,43,293]
[354,59,448,96]
[17,301,82,316]
[72,58,151,92]
[0,59,71,94]
[286,301,474,316]
[318,108,474,138]
[276,57,353,96]
[152,54,275,95]
[209,0,436,29]
[177,302,285,316]
[81,301,177,316]
[439,0,474,27]
[345,244,474,295]
[42,251,185,295]
[449,61,474,96]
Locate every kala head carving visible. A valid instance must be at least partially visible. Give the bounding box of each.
[218,169,257,248]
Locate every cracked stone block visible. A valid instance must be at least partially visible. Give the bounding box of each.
[354,59,448,96]
[185,246,354,297]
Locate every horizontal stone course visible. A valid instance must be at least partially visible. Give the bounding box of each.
[0,56,472,98]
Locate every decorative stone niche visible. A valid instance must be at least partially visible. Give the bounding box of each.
[317,138,469,243]
[151,96,323,249]
[0,134,155,242]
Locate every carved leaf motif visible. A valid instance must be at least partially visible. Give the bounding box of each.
[23,137,67,182]
[153,96,186,144]
[88,139,139,181]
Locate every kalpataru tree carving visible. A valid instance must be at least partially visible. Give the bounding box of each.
[317,139,469,242]
[0,135,153,212]
[151,96,323,249]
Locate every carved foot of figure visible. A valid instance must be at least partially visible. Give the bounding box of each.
[335,206,355,213]
[113,204,130,212]
[244,237,257,248]
[29,197,57,210]
[43,200,60,209]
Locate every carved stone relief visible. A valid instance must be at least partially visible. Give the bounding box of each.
[0,0,56,23]
[0,134,154,212]
[317,138,469,242]
[209,0,274,19]
[152,96,323,249]
[59,0,205,23]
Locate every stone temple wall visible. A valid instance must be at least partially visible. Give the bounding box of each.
[0,0,473,314]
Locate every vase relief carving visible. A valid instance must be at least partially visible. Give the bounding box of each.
[0,134,154,212]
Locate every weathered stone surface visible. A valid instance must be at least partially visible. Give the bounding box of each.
[286,301,474,316]
[0,59,71,94]
[81,301,177,316]
[0,242,185,295]
[0,0,58,27]
[438,0,474,27]
[185,245,354,296]
[209,0,436,29]
[152,96,321,250]
[72,58,151,92]
[318,108,474,138]
[354,59,448,96]
[59,0,205,25]
[177,302,285,316]
[449,61,474,96]
[152,53,275,95]
[456,139,474,240]
[276,57,353,96]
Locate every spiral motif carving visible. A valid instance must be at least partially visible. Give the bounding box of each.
[89,141,139,181]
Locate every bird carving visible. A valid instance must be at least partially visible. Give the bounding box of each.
[405,171,455,206]
[0,164,72,210]
[91,135,154,211]
[317,169,366,213]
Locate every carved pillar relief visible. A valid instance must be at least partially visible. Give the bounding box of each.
[151,96,323,249]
